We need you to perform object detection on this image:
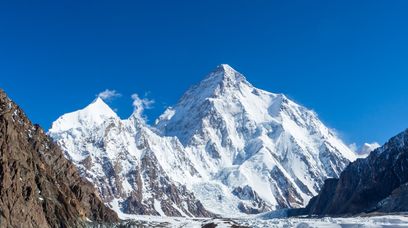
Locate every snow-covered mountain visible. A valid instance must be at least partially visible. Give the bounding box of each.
[48,97,212,218]
[155,64,356,214]
[49,64,356,217]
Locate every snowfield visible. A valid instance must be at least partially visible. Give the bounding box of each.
[112,214,408,227]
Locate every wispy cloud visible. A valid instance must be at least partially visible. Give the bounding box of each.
[97,89,122,101]
[349,143,358,153]
[349,142,381,156]
[131,93,154,119]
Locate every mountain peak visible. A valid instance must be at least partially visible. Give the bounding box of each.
[179,64,251,103]
[87,96,116,114]
[206,64,248,86]
[94,96,105,103]
[166,64,254,113]
[80,97,118,122]
[217,63,235,72]
[49,97,118,133]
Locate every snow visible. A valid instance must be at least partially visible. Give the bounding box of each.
[172,203,189,217]
[121,179,133,195]
[116,214,408,228]
[49,64,357,218]
[49,97,118,133]
[109,198,125,218]
[191,182,243,216]
[153,199,166,216]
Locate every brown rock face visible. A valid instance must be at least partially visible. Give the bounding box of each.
[0,89,118,227]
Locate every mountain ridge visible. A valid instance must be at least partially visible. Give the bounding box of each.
[297,128,408,216]
[49,64,357,217]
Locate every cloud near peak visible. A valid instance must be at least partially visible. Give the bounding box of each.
[131,93,154,119]
[349,142,381,157]
[97,89,122,101]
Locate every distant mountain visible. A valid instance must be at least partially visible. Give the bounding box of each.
[298,129,408,216]
[0,89,118,227]
[50,64,356,217]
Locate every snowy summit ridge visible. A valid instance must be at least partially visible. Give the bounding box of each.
[156,64,356,214]
[49,97,118,133]
[206,64,248,84]
[49,64,356,218]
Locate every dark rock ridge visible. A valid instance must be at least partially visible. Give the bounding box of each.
[296,129,408,216]
[0,89,118,227]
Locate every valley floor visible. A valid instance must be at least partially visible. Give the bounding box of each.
[110,213,408,228]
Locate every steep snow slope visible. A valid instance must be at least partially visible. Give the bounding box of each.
[156,64,356,214]
[49,98,211,218]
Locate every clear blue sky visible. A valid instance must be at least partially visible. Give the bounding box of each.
[1,0,407,146]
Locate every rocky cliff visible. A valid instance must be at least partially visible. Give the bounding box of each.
[301,129,408,216]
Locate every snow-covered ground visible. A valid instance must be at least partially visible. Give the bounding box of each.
[113,214,408,227]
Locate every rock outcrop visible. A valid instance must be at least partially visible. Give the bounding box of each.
[300,129,408,216]
[0,89,118,227]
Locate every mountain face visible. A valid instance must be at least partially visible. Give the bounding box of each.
[298,129,408,216]
[49,64,356,217]
[48,98,212,218]
[155,64,356,214]
[0,90,118,227]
